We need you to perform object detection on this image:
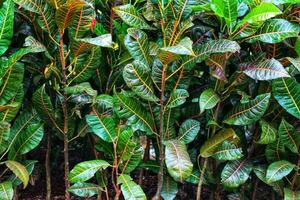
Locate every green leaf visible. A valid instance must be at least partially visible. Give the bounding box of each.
[0,181,13,200]
[264,0,300,4]
[224,0,238,32]
[5,160,29,188]
[69,160,110,183]
[223,93,271,125]
[199,88,220,113]
[284,188,300,200]
[86,114,117,143]
[165,140,193,182]
[117,174,146,200]
[0,121,10,154]
[236,2,281,29]
[32,85,63,133]
[113,4,152,30]
[55,0,86,33]
[278,119,300,153]
[266,160,295,183]
[167,89,189,108]
[200,128,237,157]
[257,120,277,144]
[240,58,290,80]
[68,182,101,198]
[76,34,117,49]
[272,77,300,119]
[8,123,44,159]
[192,39,240,64]
[221,159,252,188]
[161,37,195,56]
[114,91,156,135]
[123,60,159,102]
[178,119,200,144]
[0,0,14,56]
[212,141,243,160]
[120,147,143,174]
[161,176,178,200]
[246,19,300,44]
[125,28,150,66]
[117,128,135,161]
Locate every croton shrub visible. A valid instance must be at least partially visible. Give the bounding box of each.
[0,0,300,199]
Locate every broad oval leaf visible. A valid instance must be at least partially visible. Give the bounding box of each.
[8,123,44,159]
[213,141,243,161]
[246,19,300,44]
[266,160,295,183]
[161,37,195,56]
[223,93,271,125]
[161,176,178,200]
[86,114,117,143]
[199,88,220,113]
[125,28,150,66]
[69,160,110,183]
[167,89,189,108]
[200,128,237,157]
[221,159,252,188]
[278,119,300,153]
[165,140,193,182]
[117,174,146,200]
[178,119,200,144]
[68,182,101,198]
[0,0,14,56]
[240,58,290,80]
[113,4,152,30]
[0,181,13,200]
[123,60,159,102]
[272,77,300,119]
[257,120,277,144]
[236,2,281,29]
[76,34,117,49]
[5,160,29,188]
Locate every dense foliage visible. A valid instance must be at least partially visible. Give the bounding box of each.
[0,0,300,199]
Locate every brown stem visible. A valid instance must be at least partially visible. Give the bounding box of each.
[45,129,51,200]
[252,178,258,200]
[292,156,300,189]
[113,143,121,200]
[139,138,151,185]
[153,65,167,200]
[196,157,208,200]
[59,32,70,200]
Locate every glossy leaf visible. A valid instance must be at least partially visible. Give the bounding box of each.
[117,174,146,200]
[223,93,271,125]
[272,77,300,119]
[257,120,277,144]
[278,119,300,153]
[165,140,193,182]
[199,88,220,113]
[178,119,200,144]
[125,28,150,66]
[69,160,110,183]
[0,0,14,56]
[123,60,159,102]
[161,37,195,56]
[167,89,189,108]
[240,58,290,80]
[246,19,300,44]
[86,114,117,143]
[113,4,152,30]
[221,159,252,188]
[76,34,117,49]
[5,161,29,188]
[161,176,178,200]
[266,160,295,183]
[200,128,237,157]
[284,188,300,200]
[213,141,243,160]
[0,181,13,200]
[68,182,101,198]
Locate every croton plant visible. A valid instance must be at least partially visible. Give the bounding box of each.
[0,0,300,199]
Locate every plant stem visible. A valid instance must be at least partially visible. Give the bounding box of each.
[45,129,51,200]
[196,157,208,200]
[154,65,167,200]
